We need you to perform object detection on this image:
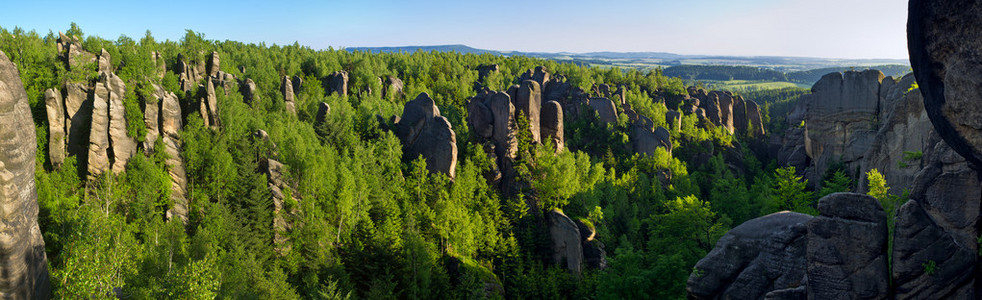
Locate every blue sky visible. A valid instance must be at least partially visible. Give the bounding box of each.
[0,0,908,59]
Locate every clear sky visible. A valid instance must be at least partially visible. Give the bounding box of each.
[0,0,909,59]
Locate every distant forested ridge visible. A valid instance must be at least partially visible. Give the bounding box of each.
[0,23,824,299]
[664,64,910,85]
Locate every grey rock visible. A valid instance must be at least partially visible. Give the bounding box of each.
[159,85,188,223]
[207,51,220,77]
[64,82,90,159]
[588,97,618,124]
[666,110,681,131]
[746,99,765,137]
[467,98,494,139]
[477,64,499,81]
[516,80,542,143]
[241,78,258,104]
[858,83,931,196]
[98,48,112,74]
[489,92,517,158]
[45,88,65,168]
[88,75,112,176]
[583,240,607,270]
[806,193,889,300]
[687,211,812,300]
[909,0,982,168]
[316,102,331,125]
[143,85,162,151]
[540,100,564,152]
[292,75,303,95]
[202,79,219,128]
[631,117,670,156]
[893,200,975,299]
[733,95,748,134]
[716,91,735,134]
[326,71,349,97]
[547,209,583,274]
[382,75,403,99]
[105,73,136,174]
[281,76,296,114]
[0,50,51,299]
[396,93,457,177]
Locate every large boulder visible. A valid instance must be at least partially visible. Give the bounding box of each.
[326,71,349,97]
[382,75,404,100]
[88,74,112,176]
[631,117,671,156]
[687,212,812,300]
[893,200,976,299]
[733,95,748,135]
[540,100,564,152]
[547,209,583,275]
[909,0,982,168]
[489,92,517,158]
[64,82,90,159]
[316,102,331,125]
[240,78,258,104]
[467,99,493,139]
[0,50,51,299]
[588,97,618,124]
[206,51,220,77]
[746,99,765,137]
[281,75,296,114]
[395,93,457,177]
[516,80,542,143]
[45,88,65,168]
[806,193,889,299]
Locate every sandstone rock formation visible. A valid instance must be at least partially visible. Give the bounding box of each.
[241,78,258,104]
[395,93,457,177]
[157,84,189,223]
[206,51,220,77]
[316,102,331,125]
[806,193,889,299]
[909,0,982,168]
[326,71,348,97]
[477,64,499,82]
[262,158,298,256]
[547,209,583,275]
[106,73,137,174]
[199,79,220,129]
[687,211,812,300]
[382,75,404,99]
[45,88,65,168]
[588,97,618,124]
[859,75,931,193]
[57,32,94,71]
[88,72,135,176]
[0,49,51,299]
[281,75,297,114]
[631,116,671,156]
[516,80,542,143]
[541,100,564,152]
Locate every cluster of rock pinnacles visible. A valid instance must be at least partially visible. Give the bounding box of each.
[687,1,982,299]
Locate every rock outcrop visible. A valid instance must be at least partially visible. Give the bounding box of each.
[687,211,812,300]
[540,100,564,152]
[199,79,220,129]
[281,75,297,114]
[262,157,298,256]
[88,72,135,176]
[241,78,258,104]
[206,51,220,77]
[382,75,404,100]
[0,49,51,299]
[859,75,931,193]
[326,71,348,97]
[45,88,65,168]
[631,116,671,156]
[547,209,583,275]
[516,80,542,143]
[316,102,331,125]
[395,93,457,177]
[157,84,189,223]
[588,97,618,124]
[806,193,889,299]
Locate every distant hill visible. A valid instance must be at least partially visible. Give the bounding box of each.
[785,65,911,84]
[662,64,912,86]
[344,44,910,76]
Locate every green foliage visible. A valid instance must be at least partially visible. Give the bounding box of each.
[8,24,792,299]
[818,170,851,198]
[923,260,937,276]
[772,166,815,215]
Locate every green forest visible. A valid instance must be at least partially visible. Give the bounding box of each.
[0,24,837,299]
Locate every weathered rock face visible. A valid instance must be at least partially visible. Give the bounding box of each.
[547,209,583,275]
[477,64,499,82]
[588,97,618,124]
[909,0,982,168]
[631,116,671,156]
[801,70,884,182]
[516,80,542,143]
[859,76,931,194]
[395,93,457,177]
[806,193,889,299]
[87,74,112,176]
[206,51,220,77]
[666,110,681,131]
[893,200,976,299]
[746,99,765,137]
[200,79,220,129]
[240,78,258,104]
[0,49,51,299]
[733,95,748,135]
[281,75,296,114]
[316,102,331,125]
[382,75,403,100]
[540,100,564,152]
[467,99,494,139]
[158,84,189,223]
[97,49,112,74]
[45,88,65,168]
[262,158,298,256]
[106,73,137,174]
[716,91,735,134]
[326,71,348,97]
[57,32,94,71]
[687,211,812,300]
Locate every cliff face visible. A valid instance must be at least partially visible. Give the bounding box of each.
[0,50,51,299]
